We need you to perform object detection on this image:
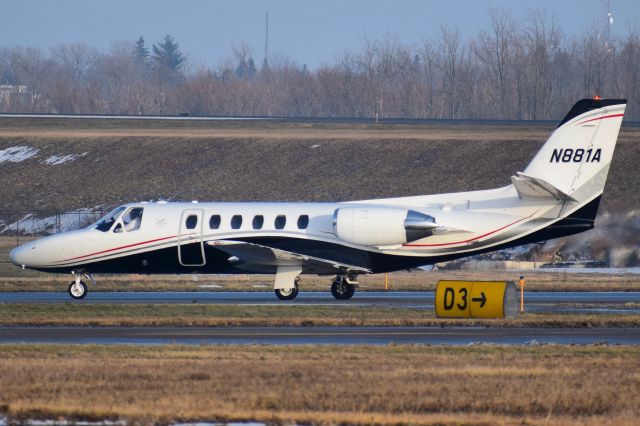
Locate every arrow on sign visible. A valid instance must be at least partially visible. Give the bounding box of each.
[472,292,487,307]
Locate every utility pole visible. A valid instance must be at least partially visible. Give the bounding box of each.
[264,10,269,69]
[604,0,613,52]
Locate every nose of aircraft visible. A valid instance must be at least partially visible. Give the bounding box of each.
[9,240,44,268]
[10,245,24,267]
[10,231,87,269]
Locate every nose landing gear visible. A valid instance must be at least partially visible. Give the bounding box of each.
[68,280,88,299]
[68,272,95,300]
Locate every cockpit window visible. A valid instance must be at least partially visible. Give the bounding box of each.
[94,206,126,232]
[121,208,144,232]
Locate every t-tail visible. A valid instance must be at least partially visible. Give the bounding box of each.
[511,98,626,230]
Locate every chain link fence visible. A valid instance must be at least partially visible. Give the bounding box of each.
[0,210,107,246]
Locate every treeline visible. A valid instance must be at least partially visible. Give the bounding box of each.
[1,10,639,120]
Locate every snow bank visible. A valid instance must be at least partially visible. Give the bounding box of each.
[0,208,103,235]
[0,145,39,164]
[44,152,87,165]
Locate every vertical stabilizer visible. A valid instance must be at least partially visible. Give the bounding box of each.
[522,98,625,207]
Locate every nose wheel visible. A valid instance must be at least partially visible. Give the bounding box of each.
[68,280,88,299]
[68,272,95,300]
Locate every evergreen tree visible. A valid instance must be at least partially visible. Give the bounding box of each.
[246,57,256,79]
[152,35,186,72]
[235,56,256,79]
[133,36,149,64]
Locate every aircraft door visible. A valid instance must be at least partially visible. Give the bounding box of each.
[178,209,206,266]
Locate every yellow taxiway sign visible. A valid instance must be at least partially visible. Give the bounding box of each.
[436,280,517,319]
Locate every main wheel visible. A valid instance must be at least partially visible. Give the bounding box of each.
[331,279,355,300]
[275,283,299,300]
[68,280,88,300]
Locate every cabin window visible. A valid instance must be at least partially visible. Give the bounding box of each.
[274,215,286,229]
[209,215,221,229]
[185,215,198,230]
[122,208,144,232]
[252,215,264,229]
[94,206,126,232]
[231,215,243,229]
[297,215,309,229]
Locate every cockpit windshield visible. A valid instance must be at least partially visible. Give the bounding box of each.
[114,207,144,233]
[93,206,126,232]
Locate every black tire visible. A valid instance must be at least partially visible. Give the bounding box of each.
[68,280,88,300]
[331,280,355,300]
[275,283,299,301]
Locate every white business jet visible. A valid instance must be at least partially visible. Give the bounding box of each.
[10,98,626,300]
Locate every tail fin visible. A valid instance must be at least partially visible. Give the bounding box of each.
[517,98,626,214]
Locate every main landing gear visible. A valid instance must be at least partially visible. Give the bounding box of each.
[274,275,358,301]
[68,272,94,300]
[274,276,300,300]
[331,275,357,300]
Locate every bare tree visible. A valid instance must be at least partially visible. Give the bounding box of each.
[431,25,465,118]
[473,8,516,118]
[7,47,52,111]
[0,13,638,120]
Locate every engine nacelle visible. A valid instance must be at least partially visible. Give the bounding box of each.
[333,207,437,246]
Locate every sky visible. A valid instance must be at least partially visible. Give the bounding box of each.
[3,0,639,69]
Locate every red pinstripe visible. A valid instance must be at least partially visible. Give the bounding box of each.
[576,113,624,125]
[403,212,536,247]
[60,234,183,262]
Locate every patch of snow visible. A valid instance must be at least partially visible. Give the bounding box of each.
[311,144,320,148]
[198,284,223,288]
[44,152,87,165]
[0,145,39,164]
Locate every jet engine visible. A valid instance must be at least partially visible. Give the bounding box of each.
[333,207,438,246]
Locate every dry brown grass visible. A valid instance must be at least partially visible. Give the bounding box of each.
[1,304,638,328]
[0,117,556,140]
[0,344,638,425]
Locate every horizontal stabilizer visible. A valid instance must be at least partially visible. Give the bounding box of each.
[511,172,576,201]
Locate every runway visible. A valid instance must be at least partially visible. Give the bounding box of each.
[2,112,639,127]
[0,325,637,345]
[1,291,639,314]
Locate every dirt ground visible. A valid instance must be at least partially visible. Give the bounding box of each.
[1,117,638,213]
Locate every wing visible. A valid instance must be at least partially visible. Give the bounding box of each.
[206,240,371,276]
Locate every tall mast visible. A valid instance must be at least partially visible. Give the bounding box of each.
[264,10,269,68]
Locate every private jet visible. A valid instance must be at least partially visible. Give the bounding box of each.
[10,98,626,300]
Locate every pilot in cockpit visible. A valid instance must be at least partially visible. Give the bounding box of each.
[123,208,143,232]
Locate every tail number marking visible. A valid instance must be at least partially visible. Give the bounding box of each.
[550,148,601,163]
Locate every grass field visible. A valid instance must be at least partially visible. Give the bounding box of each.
[0,303,638,327]
[0,344,638,425]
